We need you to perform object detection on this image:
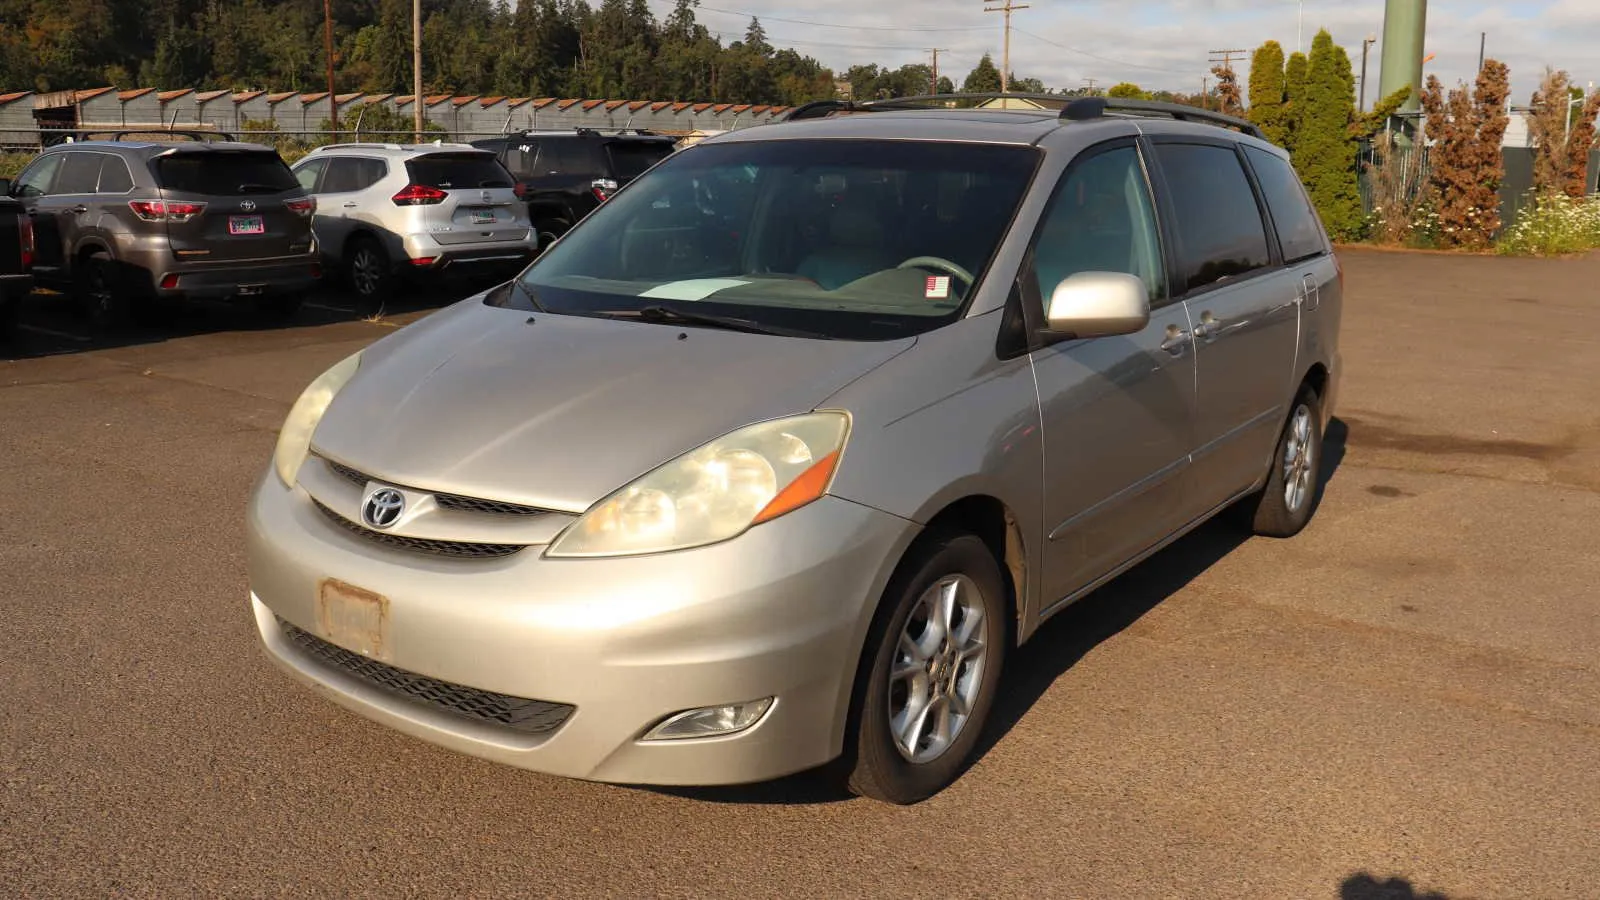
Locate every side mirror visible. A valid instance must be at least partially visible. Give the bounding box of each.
[0,178,11,196]
[1044,271,1151,339]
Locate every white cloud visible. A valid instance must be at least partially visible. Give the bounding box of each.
[661,0,1600,104]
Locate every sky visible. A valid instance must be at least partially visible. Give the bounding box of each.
[651,0,1600,106]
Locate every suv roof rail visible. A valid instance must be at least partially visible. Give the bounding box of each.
[1061,97,1266,140]
[75,128,239,143]
[781,93,1068,121]
[571,127,663,137]
[313,142,406,151]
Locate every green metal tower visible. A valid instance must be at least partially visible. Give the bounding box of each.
[1377,0,1428,141]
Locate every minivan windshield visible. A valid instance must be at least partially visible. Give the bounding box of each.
[497,139,1039,341]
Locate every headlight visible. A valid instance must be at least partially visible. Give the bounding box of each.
[273,351,363,486]
[546,412,850,558]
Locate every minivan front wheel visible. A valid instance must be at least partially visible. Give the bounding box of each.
[846,531,1007,804]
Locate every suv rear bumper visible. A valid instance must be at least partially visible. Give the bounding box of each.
[398,232,538,275]
[154,258,322,300]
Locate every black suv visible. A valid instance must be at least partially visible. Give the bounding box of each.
[471,128,676,246]
[1,131,319,327]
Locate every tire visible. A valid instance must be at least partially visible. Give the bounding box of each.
[74,251,130,330]
[535,218,571,252]
[844,531,1008,805]
[345,237,393,312]
[1237,386,1324,538]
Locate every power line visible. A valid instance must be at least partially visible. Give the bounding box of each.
[1012,28,1202,77]
[1208,49,1247,72]
[1083,77,1098,95]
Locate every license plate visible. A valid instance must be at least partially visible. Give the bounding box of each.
[468,209,495,225]
[229,215,265,235]
[316,578,391,661]
[236,283,265,297]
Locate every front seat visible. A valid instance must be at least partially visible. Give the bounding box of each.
[796,201,893,290]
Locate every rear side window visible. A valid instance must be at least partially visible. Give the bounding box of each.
[56,152,103,194]
[154,152,299,195]
[1151,143,1272,293]
[537,141,597,177]
[503,142,539,177]
[405,153,513,189]
[605,141,672,180]
[1244,145,1325,262]
[97,155,134,193]
[320,157,386,193]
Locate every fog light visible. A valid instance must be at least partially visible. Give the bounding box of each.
[642,698,773,741]
[409,256,437,267]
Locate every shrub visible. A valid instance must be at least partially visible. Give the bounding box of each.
[0,153,34,181]
[1496,192,1600,256]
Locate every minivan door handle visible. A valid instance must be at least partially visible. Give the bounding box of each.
[1192,311,1222,342]
[71,204,88,214]
[1301,273,1320,311]
[1159,326,1191,355]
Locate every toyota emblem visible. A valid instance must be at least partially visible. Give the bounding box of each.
[239,200,257,212]
[362,488,405,529]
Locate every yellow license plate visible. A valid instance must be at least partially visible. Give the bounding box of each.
[316,578,391,662]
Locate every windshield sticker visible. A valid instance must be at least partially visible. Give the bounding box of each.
[639,278,753,301]
[924,276,951,300]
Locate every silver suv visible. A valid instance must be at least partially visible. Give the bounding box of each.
[291,144,537,306]
[248,96,1343,805]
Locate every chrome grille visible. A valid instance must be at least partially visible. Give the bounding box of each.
[319,457,547,516]
[279,618,574,735]
[313,500,524,559]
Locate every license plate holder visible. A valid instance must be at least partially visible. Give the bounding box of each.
[316,578,391,661]
[229,215,265,235]
[468,208,495,225]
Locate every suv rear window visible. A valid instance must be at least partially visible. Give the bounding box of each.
[405,153,514,189]
[154,152,299,195]
[605,141,673,180]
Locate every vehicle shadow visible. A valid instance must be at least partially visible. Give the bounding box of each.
[1340,873,1454,900]
[656,418,1350,806]
[0,283,476,361]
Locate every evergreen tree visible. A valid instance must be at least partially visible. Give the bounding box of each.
[963,55,1002,93]
[1421,60,1512,248]
[1284,50,1310,159]
[1248,40,1287,147]
[1297,30,1362,240]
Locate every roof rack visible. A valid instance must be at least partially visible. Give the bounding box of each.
[571,126,663,137]
[780,92,1267,140]
[1060,97,1265,139]
[74,128,239,143]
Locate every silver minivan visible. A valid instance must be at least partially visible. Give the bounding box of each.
[291,143,538,306]
[247,97,1343,804]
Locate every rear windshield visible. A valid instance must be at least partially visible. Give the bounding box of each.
[405,153,514,189]
[605,141,673,180]
[154,152,299,195]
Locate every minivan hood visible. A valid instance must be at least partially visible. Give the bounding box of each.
[311,299,914,512]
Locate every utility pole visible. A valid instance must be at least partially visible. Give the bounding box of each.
[323,0,338,137]
[1082,77,1098,96]
[1360,34,1377,112]
[1478,32,1486,72]
[1208,49,1245,112]
[1201,77,1208,110]
[1297,0,1304,54]
[928,48,947,94]
[983,0,1029,94]
[412,0,423,142]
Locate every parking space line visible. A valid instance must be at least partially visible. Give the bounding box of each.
[18,324,92,342]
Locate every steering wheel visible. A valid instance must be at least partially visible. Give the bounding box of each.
[896,256,975,289]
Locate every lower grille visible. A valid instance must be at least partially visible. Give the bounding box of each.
[280,618,575,735]
[314,500,524,559]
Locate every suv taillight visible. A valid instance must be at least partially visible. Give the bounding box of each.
[392,184,448,206]
[128,200,206,223]
[285,197,317,217]
[513,182,529,200]
[18,214,34,269]
[591,178,619,202]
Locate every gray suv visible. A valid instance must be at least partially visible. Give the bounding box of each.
[247,96,1343,805]
[2,133,319,326]
[291,144,537,307]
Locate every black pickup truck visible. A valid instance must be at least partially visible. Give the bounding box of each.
[0,194,32,339]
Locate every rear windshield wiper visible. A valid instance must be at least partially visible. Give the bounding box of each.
[604,303,824,339]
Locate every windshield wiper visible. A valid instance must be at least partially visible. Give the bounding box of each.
[511,278,547,311]
[605,303,824,339]
[237,182,288,194]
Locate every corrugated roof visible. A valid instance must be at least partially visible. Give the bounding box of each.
[76,87,117,102]
[232,90,266,103]
[651,101,672,111]
[691,103,713,112]
[581,99,605,111]
[731,104,751,113]
[359,93,393,104]
[394,95,416,106]
[157,89,193,101]
[266,92,297,103]
[556,99,581,110]
[424,93,451,105]
[671,102,691,112]
[506,98,532,108]
[299,92,330,104]
[628,100,650,111]
[451,95,479,107]
[479,96,507,106]
[531,98,557,109]
[195,90,229,102]
[0,91,33,105]
[603,100,627,110]
[336,92,363,103]
[117,88,155,101]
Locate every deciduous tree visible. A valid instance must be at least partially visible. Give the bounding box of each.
[1421,59,1512,248]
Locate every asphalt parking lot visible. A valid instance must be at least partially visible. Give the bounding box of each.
[3,249,1598,898]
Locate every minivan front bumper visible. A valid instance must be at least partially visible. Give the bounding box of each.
[245,471,916,786]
